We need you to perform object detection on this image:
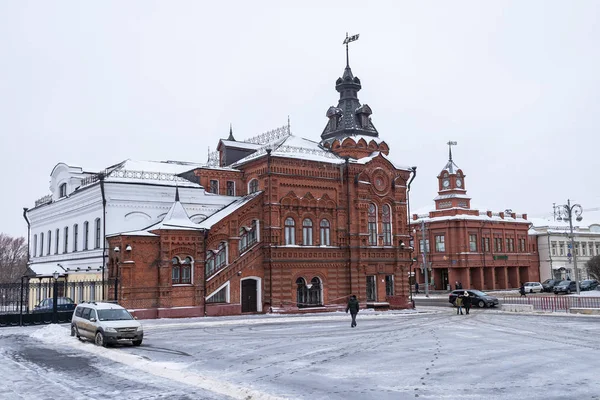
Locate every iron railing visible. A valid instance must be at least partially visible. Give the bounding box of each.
[499,295,600,312]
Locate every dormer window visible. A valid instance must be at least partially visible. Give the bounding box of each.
[59,183,67,198]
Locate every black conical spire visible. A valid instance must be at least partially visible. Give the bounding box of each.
[320,34,378,142]
[227,123,235,141]
[175,186,180,202]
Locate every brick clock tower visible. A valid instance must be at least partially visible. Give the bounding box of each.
[432,141,474,217]
[412,143,539,292]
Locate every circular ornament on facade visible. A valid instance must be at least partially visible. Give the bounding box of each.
[372,171,389,194]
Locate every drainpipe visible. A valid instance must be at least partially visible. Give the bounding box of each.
[345,157,352,295]
[203,229,208,316]
[406,167,417,305]
[267,149,273,311]
[99,173,107,300]
[22,208,31,264]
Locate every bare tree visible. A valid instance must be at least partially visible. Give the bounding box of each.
[586,255,600,281]
[0,234,28,283]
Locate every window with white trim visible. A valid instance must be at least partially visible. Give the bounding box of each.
[435,235,445,252]
[172,256,192,284]
[83,221,89,250]
[320,219,330,246]
[33,234,37,257]
[73,224,78,252]
[59,183,67,198]
[94,218,101,249]
[284,217,295,245]
[302,218,313,245]
[64,226,69,253]
[382,204,392,246]
[40,232,44,256]
[249,179,259,194]
[210,180,219,194]
[368,203,377,246]
[226,181,235,196]
[55,229,59,254]
[47,230,51,255]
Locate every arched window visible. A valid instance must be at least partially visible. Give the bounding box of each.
[302,218,313,245]
[296,277,307,307]
[205,253,215,276]
[172,256,193,285]
[55,229,59,254]
[59,183,67,198]
[39,232,44,257]
[249,179,259,194]
[320,219,330,246]
[73,224,79,252]
[284,217,295,245]
[172,257,181,284]
[368,203,378,246]
[94,218,101,249]
[47,230,51,255]
[239,227,248,252]
[83,221,89,250]
[308,277,322,306]
[239,220,259,253]
[382,204,392,246]
[33,234,37,257]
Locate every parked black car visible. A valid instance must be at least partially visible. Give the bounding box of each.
[32,297,76,313]
[580,279,599,291]
[449,290,499,308]
[553,280,578,294]
[542,278,562,292]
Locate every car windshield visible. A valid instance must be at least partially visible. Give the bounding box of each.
[469,290,488,297]
[582,280,594,284]
[542,279,553,284]
[97,309,133,321]
[558,281,570,285]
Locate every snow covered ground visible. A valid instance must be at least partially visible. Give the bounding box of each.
[1,309,600,399]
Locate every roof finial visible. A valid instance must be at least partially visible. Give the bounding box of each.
[227,123,235,141]
[287,115,291,134]
[175,185,180,202]
[343,32,360,68]
[447,140,457,162]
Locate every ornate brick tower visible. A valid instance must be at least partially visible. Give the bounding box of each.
[433,142,472,213]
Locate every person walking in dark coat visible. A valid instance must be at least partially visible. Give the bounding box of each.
[519,282,527,297]
[415,282,419,294]
[346,295,359,328]
[462,291,472,315]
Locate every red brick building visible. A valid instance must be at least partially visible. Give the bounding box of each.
[107,59,415,318]
[410,145,539,291]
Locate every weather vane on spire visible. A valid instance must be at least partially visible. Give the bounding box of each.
[447,141,457,161]
[343,32,360,67]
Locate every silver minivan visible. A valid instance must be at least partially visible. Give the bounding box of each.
[71,302,143,347]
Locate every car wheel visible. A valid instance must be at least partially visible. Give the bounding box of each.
[95,331,107,347]
[132,340,142,346]
[477,300,485,308]
[71,324,80,338]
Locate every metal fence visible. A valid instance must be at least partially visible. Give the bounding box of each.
[0,278,117,327]
[499,296,600,312]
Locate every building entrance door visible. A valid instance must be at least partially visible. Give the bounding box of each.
[366,276,376,301]
[439,269,449,290]
[241,279,257,313]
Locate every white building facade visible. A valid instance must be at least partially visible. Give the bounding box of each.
[25,159,235,277]
[530,218,600,282]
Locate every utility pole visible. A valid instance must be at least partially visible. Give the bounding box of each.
[421,219,430,298]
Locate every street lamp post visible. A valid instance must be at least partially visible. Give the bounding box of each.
[52,271,59,323]
[554,199,583,295]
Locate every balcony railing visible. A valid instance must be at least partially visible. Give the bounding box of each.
[34,195,52,207]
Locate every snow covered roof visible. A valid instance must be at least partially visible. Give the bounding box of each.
[353,152,413,171]
[218,140,262,151]
[433,193,471,201]
[231,134,345,167]
[146,199,204,231]
[27,261,102,277]
[411,210,530,224]
[441,159,460,174]
[102,159,203,188]
[198,191,263,229]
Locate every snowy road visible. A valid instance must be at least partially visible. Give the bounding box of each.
[1,309,600,399]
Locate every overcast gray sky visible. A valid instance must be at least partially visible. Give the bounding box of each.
[1,1,599,238]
